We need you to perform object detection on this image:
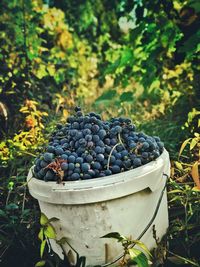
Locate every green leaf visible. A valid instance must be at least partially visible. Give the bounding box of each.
[5,203,19,210]
[35,260,46,267]
[120,92,134,102]
[44,224,56,239]
[188,0,200,13]
[118,48,133,68]
[179,30,200,57]
[101,232,126,242]
[128,248,149,267]
[0,209,7,218]
[179,138,192,157]
[168,189,183,194]
[40,240,46,258]
[104,48,133,75]
[104,59,120,75]
[149,80,160,93]
[95,90,117,104]
[40,213,48,226]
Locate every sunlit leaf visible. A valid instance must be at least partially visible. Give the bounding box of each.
[132,240,152,257]
[40,240,46,258]
[44,224,56,239]
[128,248,149,267]
[191,161,200,189]
[179,138,192,157]
[190,138,197,151]
[119,48,133,68]
[192,186,200,192]
[38,229,44,241]
[35,260,46,267]
[174,161,183,171]
[40,213,48,226]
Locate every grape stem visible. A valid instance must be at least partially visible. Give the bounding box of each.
[107,133,125,170]
[118,133,125,149]
[107,143,119,170]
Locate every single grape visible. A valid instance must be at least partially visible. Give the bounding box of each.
[98,129,107,139]
[55,147,64,155]
[43,152,54,162]
[133,158,142,167]
[61,162,68,171]
[111,165,121,174]
[70,173,80,180]
[81,163,90,172]
[92,161,102,170]
[47,146,55,153]
[94,146,102,154]
[85,134,92,141]
[105,169,112,176]
[44,170,55,181]
[68,163,75,171]
[96,154,104,162]
[85,154,93,163]
[68,155,76,163]
[40,160,48,168]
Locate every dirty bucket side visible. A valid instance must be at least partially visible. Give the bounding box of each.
[37,179,168,266]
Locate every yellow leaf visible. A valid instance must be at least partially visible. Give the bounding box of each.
[190,138,197,151]
[35,260,46,267]
[192,186,200,192]
[44,224,56,239]
[19,107,28,112]
[179,138,191,157]
[40,240,46,258]
[191,161,200,189]
[132,239,152,257]
[174,161,183,170]
[47,65,55,76]
[168,189,183,194]
[38,229,44,241]
[40,213,48,226]
[42,112,48,116]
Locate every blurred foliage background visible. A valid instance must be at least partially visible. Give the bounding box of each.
[0,0,199,266]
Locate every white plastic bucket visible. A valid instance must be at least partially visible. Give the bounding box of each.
[27,149,170,266]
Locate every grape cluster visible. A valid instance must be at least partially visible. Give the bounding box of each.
[33,107,164,182]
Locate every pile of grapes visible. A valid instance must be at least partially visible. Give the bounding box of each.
[34,107,164,182]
